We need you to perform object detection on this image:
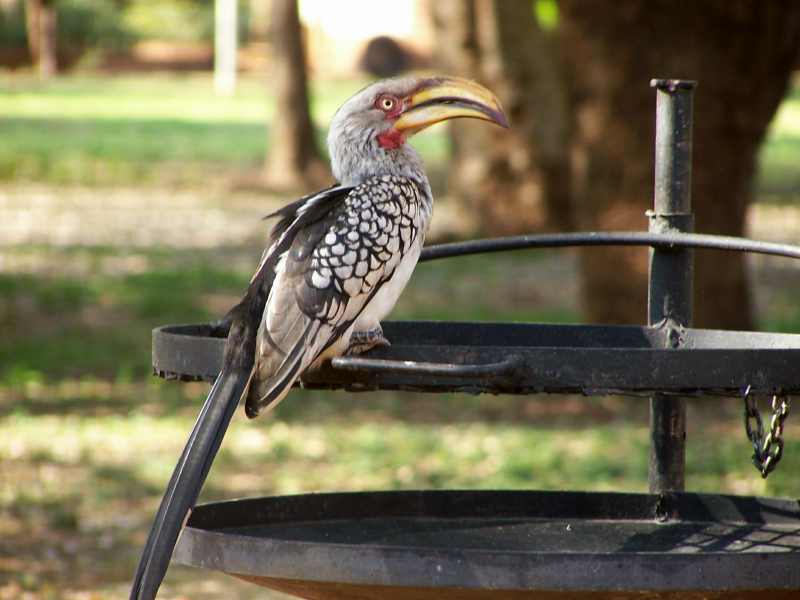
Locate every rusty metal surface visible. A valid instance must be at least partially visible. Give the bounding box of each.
[232,576,800,600]
[172,490,800,595]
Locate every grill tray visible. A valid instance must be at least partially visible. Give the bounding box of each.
[174,490,800,598]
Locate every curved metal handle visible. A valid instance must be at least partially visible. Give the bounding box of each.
[330,355,523,378]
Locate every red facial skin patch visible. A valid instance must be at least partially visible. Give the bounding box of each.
[377,128,405,149]
[374,93,409,150]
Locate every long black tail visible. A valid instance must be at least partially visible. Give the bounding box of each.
[129,366,249,600]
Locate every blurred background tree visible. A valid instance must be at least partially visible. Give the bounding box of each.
[1,0,135,70]
[431,0,800,328]
[263,0,328,191]
[559,0,800,329]
[24,0,57,77]
[430,0,574,235]
[214,0,238,95]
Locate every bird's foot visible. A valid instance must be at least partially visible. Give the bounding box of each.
[347,325,391,355]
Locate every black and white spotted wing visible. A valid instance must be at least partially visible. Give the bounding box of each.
[243,175,429,416]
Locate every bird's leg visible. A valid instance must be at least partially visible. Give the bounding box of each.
[347,324,391,355]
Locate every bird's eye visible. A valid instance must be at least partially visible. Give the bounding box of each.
[377,95,397,112]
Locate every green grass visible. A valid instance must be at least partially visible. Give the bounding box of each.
[0,247,573,386]
[0,74,449,186]
[0,272,95,313]
[0,250,248,383]
[0,72,796,198]
[3,381,798,597]
[757,288,800,333]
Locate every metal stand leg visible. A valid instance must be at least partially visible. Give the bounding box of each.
[648,79,696,494]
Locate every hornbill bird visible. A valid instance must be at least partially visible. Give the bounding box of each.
[130,75,508,599]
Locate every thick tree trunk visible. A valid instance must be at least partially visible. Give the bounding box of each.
[560,0,800,328]
[263,0,327,191]
[489,0,574,232]
[429,0,487,235]
[25,0,56,77]
[24,0,40,64]
[37,1,55,77]
[430,0,574,235]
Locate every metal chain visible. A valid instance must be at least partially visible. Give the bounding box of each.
[743,385,791,478]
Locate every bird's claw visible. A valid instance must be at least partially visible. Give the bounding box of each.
[347,326,391,355]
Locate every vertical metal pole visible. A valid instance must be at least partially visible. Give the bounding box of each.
[648,79,696,495]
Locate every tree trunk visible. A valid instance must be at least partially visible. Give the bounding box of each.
[249,0,271,41]
[430,0,574,235]
[25,0,56,77]
[214,0,238,95]
[489,0,574,232]
[429,0,486,235]
[263,0,328,192]
[560,0,800,328]
[24,0,40,65]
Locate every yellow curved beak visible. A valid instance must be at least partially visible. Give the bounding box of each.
[394,76,509,135]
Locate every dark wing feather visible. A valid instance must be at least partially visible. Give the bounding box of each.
[262,184,347,236]
[247,184,354,291]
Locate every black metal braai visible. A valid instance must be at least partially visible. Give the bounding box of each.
[151,80,800,598]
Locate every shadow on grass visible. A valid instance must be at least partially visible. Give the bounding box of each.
[0,256,250,384]
[1,377,642,429]
[0,249,579,383]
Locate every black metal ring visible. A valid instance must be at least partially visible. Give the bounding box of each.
[420,231,800,263]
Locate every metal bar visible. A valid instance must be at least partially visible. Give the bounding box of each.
[152,322,800,396]
[420,231,800,262]
[648,79,696,494]
[330,355,522,377]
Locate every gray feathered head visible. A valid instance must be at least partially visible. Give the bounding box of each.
[327,76,508,186]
